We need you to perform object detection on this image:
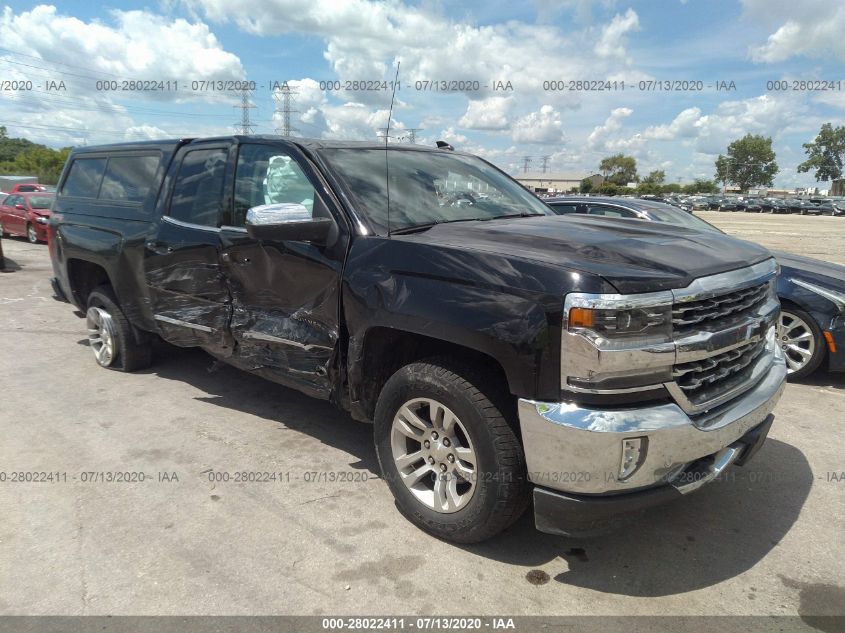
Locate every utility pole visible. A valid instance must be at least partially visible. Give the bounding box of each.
[541,156,550,173]
[522,156,532,174]
[273,84,298,136]
[234,85,256,135]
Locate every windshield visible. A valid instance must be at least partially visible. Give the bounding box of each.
[319,148,552,235]
[28,195,54,209]
[639,202,722,233]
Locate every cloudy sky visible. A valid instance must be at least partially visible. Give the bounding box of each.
[1,0,843,187]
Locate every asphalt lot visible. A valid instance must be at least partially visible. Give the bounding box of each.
[0,216,843,621]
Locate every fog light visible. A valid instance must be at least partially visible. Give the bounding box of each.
[619,437,646,480]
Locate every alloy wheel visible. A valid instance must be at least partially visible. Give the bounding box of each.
[778,310,816,374]
[390,398,477,513]
[27,224,38,243]
[87,306,118,367]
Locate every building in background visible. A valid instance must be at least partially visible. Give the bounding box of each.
[516,172,603,194]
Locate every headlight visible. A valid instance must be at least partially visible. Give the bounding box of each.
[36,216,49,225]
[565,292,673,342]
[561,291,675,395]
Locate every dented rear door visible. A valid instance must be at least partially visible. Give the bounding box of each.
[219,142,349,399]
[144,142,235,353]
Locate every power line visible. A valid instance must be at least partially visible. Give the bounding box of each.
[522,156,533,174]
[273,84,298,136]
[234,85,256,135]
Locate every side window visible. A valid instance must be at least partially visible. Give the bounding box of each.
[1,195,13,206]
[61,158,107,198]
[550,203,579,215]
[232,144,317,227]
[100,155,161,202]
[168,148,228,227]
[585,204,636,218]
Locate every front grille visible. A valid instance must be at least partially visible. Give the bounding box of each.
[672,338,767,407]
[672,282,769,333]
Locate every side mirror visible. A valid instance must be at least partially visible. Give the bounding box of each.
[15,204,25,211]
[244,203,334,243]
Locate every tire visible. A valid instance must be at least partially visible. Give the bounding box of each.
[26,223,39,244]
[86,285,153,372]
[374,359,528,543]
[778,305,825,381]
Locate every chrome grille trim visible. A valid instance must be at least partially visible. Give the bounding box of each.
[672,283,769,330]
[673,338,766,392]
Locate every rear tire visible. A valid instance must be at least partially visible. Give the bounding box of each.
[374,359,528,543]
[86,286,153,372]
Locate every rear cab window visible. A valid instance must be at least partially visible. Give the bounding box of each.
[61,158,107,198]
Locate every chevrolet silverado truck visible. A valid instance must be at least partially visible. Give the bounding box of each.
[48,137,787,542]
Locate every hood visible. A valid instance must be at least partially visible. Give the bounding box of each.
[774,250,845,290]
[402,214,772,294]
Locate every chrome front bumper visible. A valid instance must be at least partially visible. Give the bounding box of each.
[518,348,787,496]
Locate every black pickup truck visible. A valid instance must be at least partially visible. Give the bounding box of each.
[48,137,787,542]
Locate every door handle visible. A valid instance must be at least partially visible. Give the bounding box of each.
[145,241,174,255]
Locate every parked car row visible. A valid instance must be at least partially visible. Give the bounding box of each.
[546,195,845,381]
[697,195,844,215]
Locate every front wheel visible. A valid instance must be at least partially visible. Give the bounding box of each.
[374,360,528,543]
[26,223,38,244]
[778,307,825,380]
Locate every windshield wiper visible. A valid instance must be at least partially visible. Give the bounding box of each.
[478,212,545,221]
[389,217,480,235]
[390,212,545,235]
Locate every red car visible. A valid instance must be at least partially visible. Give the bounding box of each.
[0,192,55,243]
[9,183,55,193]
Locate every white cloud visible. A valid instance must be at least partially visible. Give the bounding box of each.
[643,107,703,140]
[459,97,513,131]
[594,9,640,61]
[587,107,633,149]
[511,105,566,144]
[0,5,245,144]
[742,0,845,62]
[0,5,244,88]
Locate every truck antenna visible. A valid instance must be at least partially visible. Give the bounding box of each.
[385,61,400,236]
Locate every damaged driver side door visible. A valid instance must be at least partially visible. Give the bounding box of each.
[219,142,349,399]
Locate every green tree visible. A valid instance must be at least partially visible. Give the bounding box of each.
[636,181,661,195]
[714,154,730,191]
[642,169,665,185]
[682,179,719,194]
[0,146,71,184]
[797,123,845,182]
[579,177,594,194]
[716,134,778,193]
[597,182,620,196]
[660,183,682,194]
[599,154,638,186]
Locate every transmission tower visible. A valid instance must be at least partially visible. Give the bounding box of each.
[541,156,551,173]
[274,84,299,136]
[406,128,422,144]
[522,156,533,174]
[233,85,257,135]
[377,127,391,142]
